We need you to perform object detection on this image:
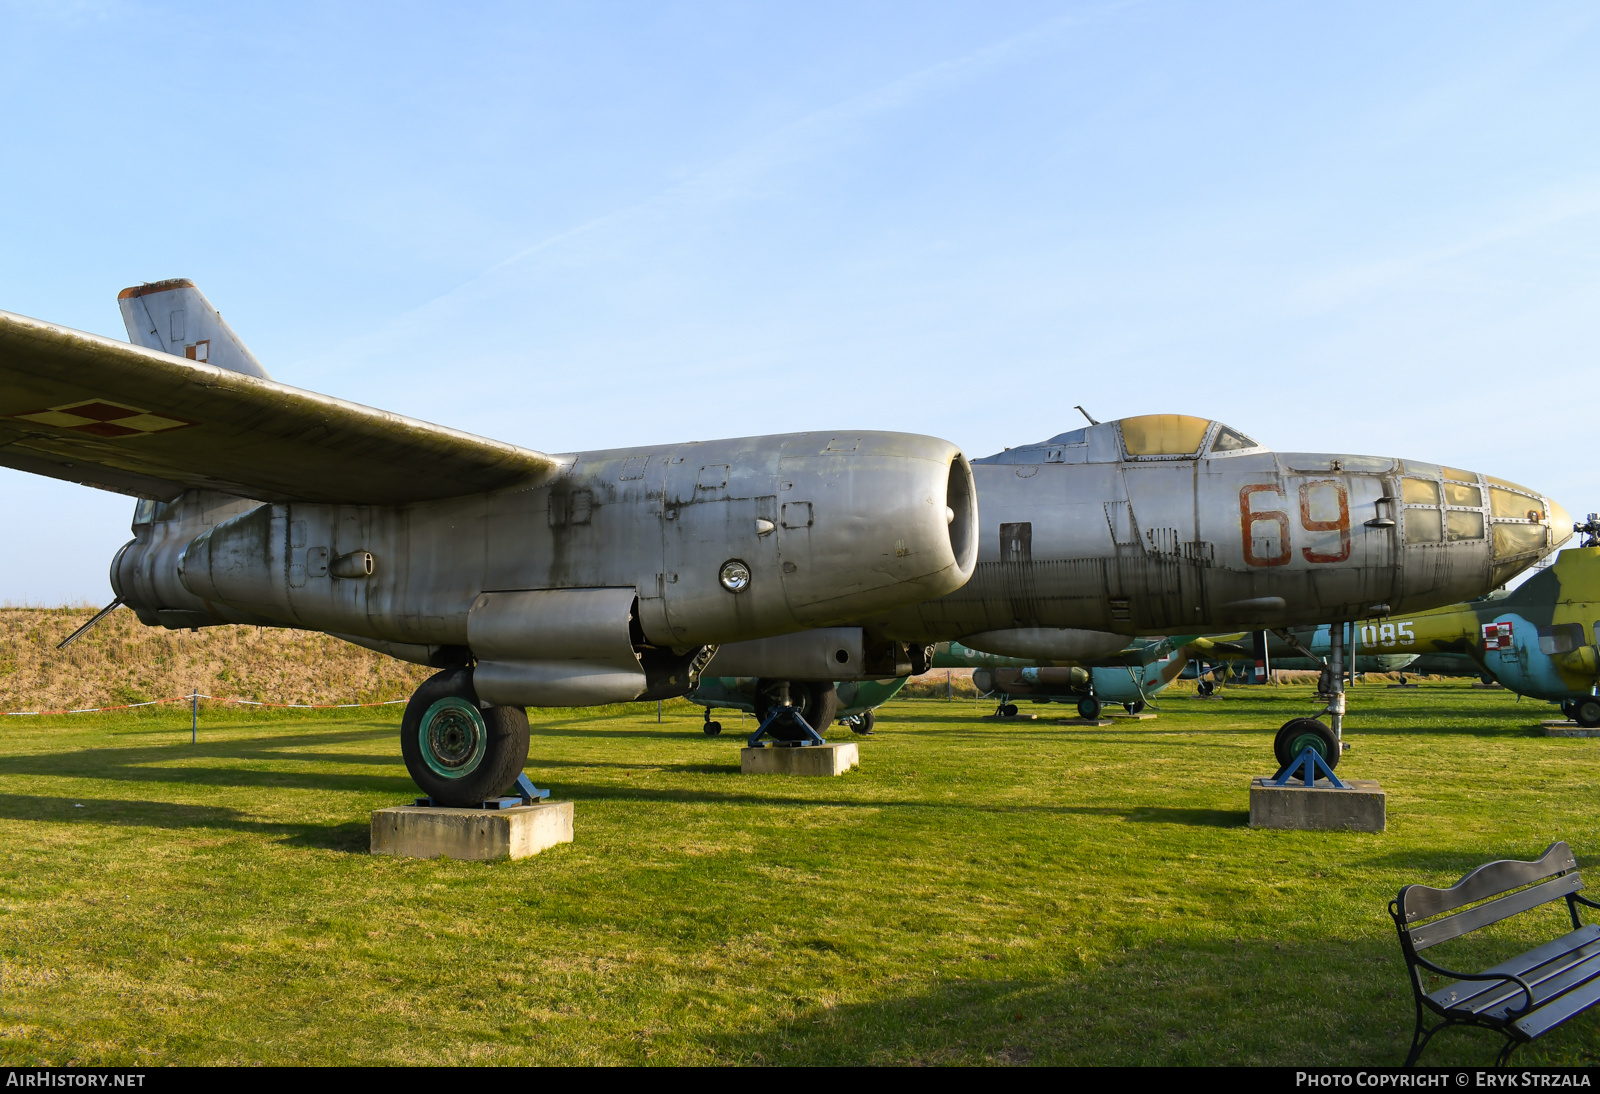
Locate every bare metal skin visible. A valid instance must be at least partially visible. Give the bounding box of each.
[0,281,976,714]
[867,415,1568,646]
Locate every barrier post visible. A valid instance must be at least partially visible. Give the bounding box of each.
[191,687,198,744]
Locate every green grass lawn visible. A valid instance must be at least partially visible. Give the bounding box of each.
[0,681,1597,1066]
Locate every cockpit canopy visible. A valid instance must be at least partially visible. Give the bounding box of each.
[976,414,1265,466]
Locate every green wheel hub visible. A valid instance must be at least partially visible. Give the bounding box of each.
[1286,729,1330,761]
[417,696,488,779]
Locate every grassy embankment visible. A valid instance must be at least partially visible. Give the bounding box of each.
[0,675,1596,1066]
[0,607,431,712]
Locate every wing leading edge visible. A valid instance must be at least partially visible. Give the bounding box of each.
[0,310,558,504]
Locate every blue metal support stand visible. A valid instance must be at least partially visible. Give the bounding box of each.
[746,706,826,748]
[1270,746,1346,789]
[414,772,551,810]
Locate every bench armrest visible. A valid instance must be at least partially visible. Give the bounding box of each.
[1571,893,1600,911]
[1411,954,1536,1017]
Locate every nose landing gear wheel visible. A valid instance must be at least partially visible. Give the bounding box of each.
[752,680,840,742]
[1197,680,1214,697]
[1273,717,1340,772]
[1124,700,1145,715]
[400,667,530,807]
[850,710,876,735]
[702,708,723,736]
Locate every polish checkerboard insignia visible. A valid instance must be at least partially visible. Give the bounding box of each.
[9,400,194,438]
[1482,621,1513,650]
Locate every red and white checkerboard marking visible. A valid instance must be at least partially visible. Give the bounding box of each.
[9,400,193,438]
[1483,621,1514,650]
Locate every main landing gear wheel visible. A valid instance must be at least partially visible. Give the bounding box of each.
[702,708,723,736]
[1000,703,1019,718]
[752,680,840,742]
[1197,680,1215,697]
[1576,698,1600,729]
[1124,700,1146,715]
[1273,717,1340,772]
[400,667,530,807]
[851,710,876,736]
[1077,697,1101,720]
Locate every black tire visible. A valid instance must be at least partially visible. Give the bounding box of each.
[752,680,841,742]
[1002,703,1019,718]
[1576,698,1600,729]
[1198,680,1214,697]
[1077,696,1101,720]
[1273,717,1340,771]
[1562,699,1579,721]
[400,667,530,806]
[851,710,876,736]
[1125,700,1146,715]
[703,720,722,736]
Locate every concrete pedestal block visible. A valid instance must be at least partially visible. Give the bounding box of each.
[1057,718,1113,727]
[371,801,574,861]
[1543,721,1600,737]
[1249,777,1385,832]
[1109,712,1157,720]
[741,742,859,776]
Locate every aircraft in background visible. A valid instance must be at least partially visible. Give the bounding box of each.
[932,637,1198,720]
[687,676,905,736]
[706,414,1570,764]
[1357,543,1600,725]
[1199,625,1421,680]
[0,280,977,803]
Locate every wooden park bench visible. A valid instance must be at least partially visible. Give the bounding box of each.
[1391,841,1600,1065]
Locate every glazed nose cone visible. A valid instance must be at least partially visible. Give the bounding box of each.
[1547,499,1574,552]
[1482,475,1571,582]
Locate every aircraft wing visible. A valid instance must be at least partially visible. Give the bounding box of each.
[0,310,559,503]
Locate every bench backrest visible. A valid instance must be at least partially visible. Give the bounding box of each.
[1395,842,1581,951]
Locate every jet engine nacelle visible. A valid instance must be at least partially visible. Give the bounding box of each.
[113,432,978,705]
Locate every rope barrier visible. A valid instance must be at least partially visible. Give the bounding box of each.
[2,694,409,717]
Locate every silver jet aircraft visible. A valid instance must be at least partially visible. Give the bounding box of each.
[0,280,978,803]
[708,413,1568,760]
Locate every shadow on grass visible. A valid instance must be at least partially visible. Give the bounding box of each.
[529,779,1246,825]
[690,937,1439,1066]
[0,793,369,852]
[0,730,416,795]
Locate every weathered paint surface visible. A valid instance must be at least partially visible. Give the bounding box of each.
[869,415,1568,641]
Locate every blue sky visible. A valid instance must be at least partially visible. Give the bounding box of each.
[1,1,1597,603]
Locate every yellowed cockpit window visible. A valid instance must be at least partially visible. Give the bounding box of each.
[1493,522,1548,557]
[1444,482,1482,508]
[1442,467,1477,483]
[1447,511,1484,541]
[1405,509,1442,544]
[1402,478,1441,506]
[1119,415,1211,457]
[1490,487,1544,522]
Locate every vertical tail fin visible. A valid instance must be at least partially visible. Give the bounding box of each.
[116,279,271,380]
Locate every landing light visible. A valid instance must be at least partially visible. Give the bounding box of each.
[719,560,751,593]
